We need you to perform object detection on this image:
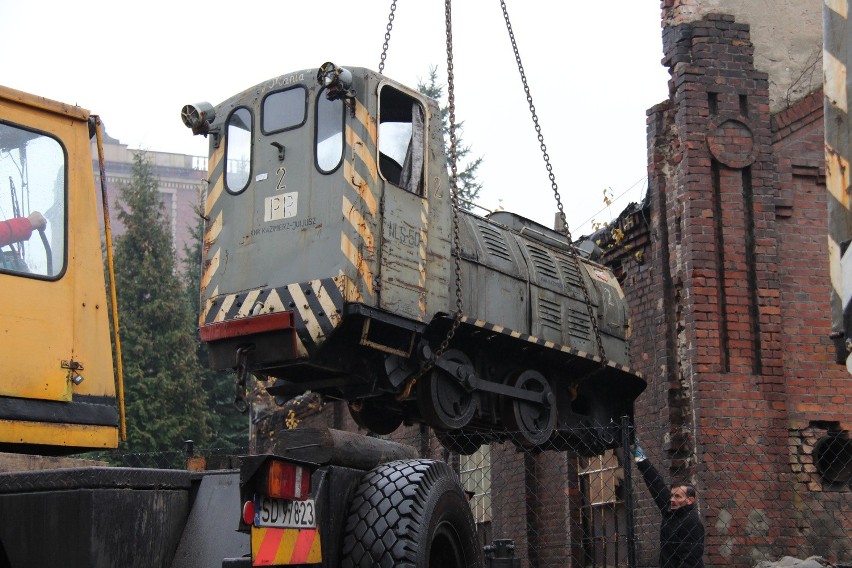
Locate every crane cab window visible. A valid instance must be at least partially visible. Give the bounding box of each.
[262,86,307,134]
[0,121,65,279]
[316,89,345,173]
[225,107,252,194]
[378,86,425,195]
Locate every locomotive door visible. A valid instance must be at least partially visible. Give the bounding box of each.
[377,84,429,322]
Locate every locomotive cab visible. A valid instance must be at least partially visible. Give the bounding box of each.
[192,66,450,368]
[187,63,644,454]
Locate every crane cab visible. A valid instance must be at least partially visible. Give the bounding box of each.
[0,86,119,454]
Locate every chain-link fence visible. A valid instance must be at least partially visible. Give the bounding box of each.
[392,421,851,568]
[89,419,851,568]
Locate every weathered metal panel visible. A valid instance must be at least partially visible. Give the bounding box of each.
[170,471,249,568]
[379,185,430,320]
[0,468,192,567]
[457,214,528,331]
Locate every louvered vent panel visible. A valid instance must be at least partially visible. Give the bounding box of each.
[477,223,512,262]
[558,257,584,289]
[526,244,560,281]
[539,297,562,332]
[566,306,592,341]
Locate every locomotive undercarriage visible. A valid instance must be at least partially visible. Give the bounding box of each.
[252,308,644,456]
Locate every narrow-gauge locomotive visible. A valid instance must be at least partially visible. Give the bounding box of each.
[184,63,645,454]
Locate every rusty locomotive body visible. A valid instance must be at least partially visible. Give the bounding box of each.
[185,64,645,453]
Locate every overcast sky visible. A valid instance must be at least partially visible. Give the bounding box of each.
[1,1,669,236]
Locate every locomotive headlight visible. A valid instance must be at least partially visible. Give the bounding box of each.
[316,62,353,99]
[180,102,215,135]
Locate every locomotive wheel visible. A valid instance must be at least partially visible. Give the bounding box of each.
[348,398,403,435]
[341,459,483,568]
[435,429,487,456]
[502,369,557,447]
[417,350,477,431]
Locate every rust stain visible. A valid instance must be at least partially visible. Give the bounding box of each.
[204,211,223,246]
[826,144,851,209]
[342,194,375,254]
[353,99,377,145]
[335,273,364,304]
[200,248,220,291]
[340,232,374,297]
[346,130,378,184]
[200,285,219,325]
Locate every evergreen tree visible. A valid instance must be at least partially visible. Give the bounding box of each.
[113,152,211,458]
[417,66,483,210]
[182,187,249,450]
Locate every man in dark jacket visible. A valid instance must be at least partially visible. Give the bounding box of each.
[633,444,705,568]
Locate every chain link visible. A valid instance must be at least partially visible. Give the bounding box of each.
[233,346,253,413]
[378,0,397,74]
[499,0,607,363]
[437,0,464,360]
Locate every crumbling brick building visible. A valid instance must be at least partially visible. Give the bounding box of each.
[600,1,852,564]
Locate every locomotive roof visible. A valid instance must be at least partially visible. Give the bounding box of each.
[215,66,387,108]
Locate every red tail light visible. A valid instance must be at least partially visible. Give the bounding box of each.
[242,500,255,525]
[265,460,311,500]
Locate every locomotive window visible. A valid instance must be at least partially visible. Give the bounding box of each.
[0,121,66,279]
[225,107,252,194]
[378,86,425,195]
[262,86,308,134]
[316,89,344,173]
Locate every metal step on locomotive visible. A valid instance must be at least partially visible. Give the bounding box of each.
[183,60,646,455]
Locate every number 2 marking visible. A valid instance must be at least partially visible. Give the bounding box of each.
[276,167,287,190]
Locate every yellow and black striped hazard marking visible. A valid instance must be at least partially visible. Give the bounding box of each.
[458,315,639,376]
[204,277,345,357]
[825,0,851,366]
[340,98,380,302]
[251,527,321,565]
[199,140,227,328]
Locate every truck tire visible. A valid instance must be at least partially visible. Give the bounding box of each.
[341,459,483,568]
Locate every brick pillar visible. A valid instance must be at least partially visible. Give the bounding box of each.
[635,13,790,565]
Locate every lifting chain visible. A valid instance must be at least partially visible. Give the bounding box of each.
[439,0,464,359]
[499,0,607,364]
[233,345,253,413]
[378,0,397,74]
[397,0,464,400]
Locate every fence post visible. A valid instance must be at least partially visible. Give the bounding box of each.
[621,416,637,568]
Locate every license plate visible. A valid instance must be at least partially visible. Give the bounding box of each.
[254,496,317,529]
